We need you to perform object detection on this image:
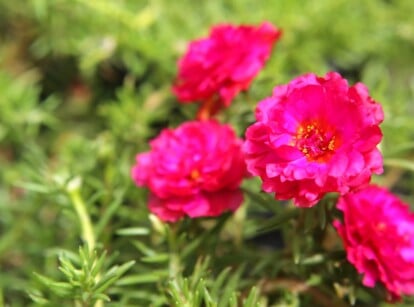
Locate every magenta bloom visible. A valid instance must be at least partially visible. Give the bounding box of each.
[173,22,281,119]
[243,72,384,207]
[131,120,246,222]
[334,185,414,301]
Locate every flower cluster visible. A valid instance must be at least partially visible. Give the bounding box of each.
[334,185,414,301]
[243,72,384,207]
[131,20,414,302]
[131,120,246,222]
[132,22,279,222]
[173,21,281,119]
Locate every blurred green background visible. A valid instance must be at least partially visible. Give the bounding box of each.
[1,0,414,306]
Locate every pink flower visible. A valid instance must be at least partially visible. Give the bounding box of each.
[131,120,246,222]
[173,22,281,119]
[334,185,414,301]
[243,72,384,207]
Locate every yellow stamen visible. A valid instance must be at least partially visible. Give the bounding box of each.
[293,120,340,162]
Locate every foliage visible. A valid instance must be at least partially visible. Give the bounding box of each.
[30,246,135,306]
[1,0,414,306]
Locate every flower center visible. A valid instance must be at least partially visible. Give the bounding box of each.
[190,169,201,180]
[294,121,339,162]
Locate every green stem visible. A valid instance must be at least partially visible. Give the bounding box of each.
[66,178,103,307]
[167,225,181,278]
[0,287,4,307]
[67,187,96,252]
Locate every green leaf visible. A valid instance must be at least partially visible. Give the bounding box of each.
[211,267,231,299]
[141,253,169,263]
[132,240,157,256]
[112,260,136,277]
[243,286,260,307]
[384,158,414,172]
[95,189,125,238]
[27,292,50,304]
[92,292,111,302]
[115,270,168,285]
[116,227,150,236]
[218,265,245,307]
[249,208,299,237]
[300,254,324,265]
[33,273,73,297]
[202,286,215,307]
[318,201,327,229]
[90,250,108,277]
[93,275,119,295]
